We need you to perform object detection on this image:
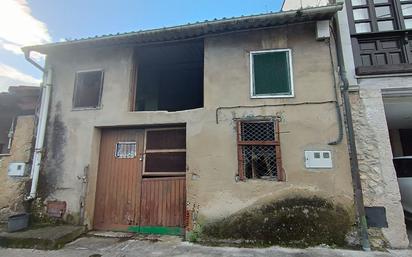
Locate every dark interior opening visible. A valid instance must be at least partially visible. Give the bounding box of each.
[134,40,204,112]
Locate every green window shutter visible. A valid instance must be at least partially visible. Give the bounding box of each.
[252,51,292,96]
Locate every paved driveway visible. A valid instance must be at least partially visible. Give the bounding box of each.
[0,236,411,257]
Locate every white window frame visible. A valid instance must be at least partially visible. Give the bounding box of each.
[72,69,104,110]
[249,49,294,99]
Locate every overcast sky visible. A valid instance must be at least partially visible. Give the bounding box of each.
[0,0,283,92]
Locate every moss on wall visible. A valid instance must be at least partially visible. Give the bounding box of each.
[201,196,353,247]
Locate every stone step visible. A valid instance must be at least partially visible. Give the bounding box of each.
[0,225,85,250]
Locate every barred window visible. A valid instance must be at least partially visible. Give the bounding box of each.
[236,120,284,181]
[115,142,136,158]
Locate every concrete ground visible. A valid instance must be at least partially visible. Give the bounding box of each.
[0,236,411,257]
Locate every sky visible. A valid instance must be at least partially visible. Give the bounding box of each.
[0,0,283,92]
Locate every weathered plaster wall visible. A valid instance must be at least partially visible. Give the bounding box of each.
[349,76,412,248]
[0,115,35,221]
[43,23,354,230]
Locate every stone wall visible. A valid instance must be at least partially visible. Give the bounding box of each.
[0,116,35,222]
[349,90,409,248]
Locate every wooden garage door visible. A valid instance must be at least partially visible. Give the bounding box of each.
[94,127,186,232]
[93,129,144,230]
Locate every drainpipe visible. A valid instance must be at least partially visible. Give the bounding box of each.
[326,36,344,146]
[340,72,371,251]
[331,22,371,251]
[24,50,52,201]
[7,118,15,151]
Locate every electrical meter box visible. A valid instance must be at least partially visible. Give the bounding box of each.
[316,20,330,40]
[304,150,332,169]
[8,162,26,177]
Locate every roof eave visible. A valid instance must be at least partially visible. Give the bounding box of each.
[22,3,342,54]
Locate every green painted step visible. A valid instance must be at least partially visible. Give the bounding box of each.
[127,226,183,236]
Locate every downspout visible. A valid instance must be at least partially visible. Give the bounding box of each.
[24,50,52,201]
[326,34,344,146]
[340,71,371,251]
[331,20,371,251]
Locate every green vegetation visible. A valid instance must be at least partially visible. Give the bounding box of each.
[200,197,353,248]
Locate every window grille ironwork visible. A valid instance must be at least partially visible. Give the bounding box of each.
[237,120,284,181]
[115,142,137,158]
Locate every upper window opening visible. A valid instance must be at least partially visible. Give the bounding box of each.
[134,40,204,112]
[350,0,397,33]
[250,49,294,98]
[73,70,104,109]
[348,0,412,33]
[401,0,412,29]
[348,0,412,73]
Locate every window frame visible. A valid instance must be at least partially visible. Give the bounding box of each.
[114,141,137,159]
[347,0,400,34]
[249,49,294,99]
[72,69,104,110]
[236,119,285,181]
[142,127,186,177]
[346,0,412,74]
[398,0,412,29]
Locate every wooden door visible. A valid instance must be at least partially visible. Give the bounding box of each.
[93,129,144,230]
[139,128,187,229]
[140,177,186,228]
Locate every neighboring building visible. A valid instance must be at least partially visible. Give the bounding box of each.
[0,86,40,221]
[23,4,357,245]
[283,0,410,249]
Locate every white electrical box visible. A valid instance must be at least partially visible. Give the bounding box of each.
[304,150,332,169]
[316,20,330,40]
[8,162,26,177]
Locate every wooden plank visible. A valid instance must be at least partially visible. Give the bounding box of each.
[140,177,186,227]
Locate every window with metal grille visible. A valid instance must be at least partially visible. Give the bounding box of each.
[115,142,136,158]
[236,120,284,181]
[143,128,186,176]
